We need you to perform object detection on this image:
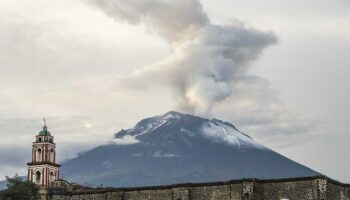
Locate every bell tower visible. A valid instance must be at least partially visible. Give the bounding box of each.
[27,119,60,188]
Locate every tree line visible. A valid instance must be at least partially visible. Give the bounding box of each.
[0,175,39,200]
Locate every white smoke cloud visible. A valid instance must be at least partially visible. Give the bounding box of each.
[87,0,277,115]
[88,0,209,43]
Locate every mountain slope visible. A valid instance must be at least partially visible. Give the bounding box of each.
[61,111,320,187]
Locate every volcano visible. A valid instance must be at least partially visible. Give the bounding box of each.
[60,111,320,187]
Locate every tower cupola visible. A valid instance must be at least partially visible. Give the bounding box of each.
[38,124,51,136]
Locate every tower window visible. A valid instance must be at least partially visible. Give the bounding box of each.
[35,171,41,183]
[49,139,53,143]
[36,148,42,162]
[50,149,55,162]
[49,172,56,185]
[38,138,42,142]
[50,172,55,183]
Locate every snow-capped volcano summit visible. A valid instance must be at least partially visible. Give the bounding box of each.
[61,111,320,187]
[114,111,265,149]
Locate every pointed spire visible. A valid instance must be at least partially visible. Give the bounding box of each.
[43,117,47,131]
[38,117,51,136]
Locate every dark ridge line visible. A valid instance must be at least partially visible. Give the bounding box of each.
[49,175,349,195]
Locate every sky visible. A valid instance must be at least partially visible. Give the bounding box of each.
[0,0,349,182]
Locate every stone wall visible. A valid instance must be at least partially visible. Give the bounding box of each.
[327,181,350,200]
[48,176,349,200]
[255,179,317,199]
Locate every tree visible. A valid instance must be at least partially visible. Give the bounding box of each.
[0,175,40,200]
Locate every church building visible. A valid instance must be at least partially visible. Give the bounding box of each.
[27,120,60,189]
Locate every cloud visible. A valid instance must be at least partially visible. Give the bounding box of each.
[87,0,209,43]
[152,151,178,158]
[212,76,318,148]
[112,135,140,145]
[87,0,277,115]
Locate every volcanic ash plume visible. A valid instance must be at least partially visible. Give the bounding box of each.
[87,0,277,114]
